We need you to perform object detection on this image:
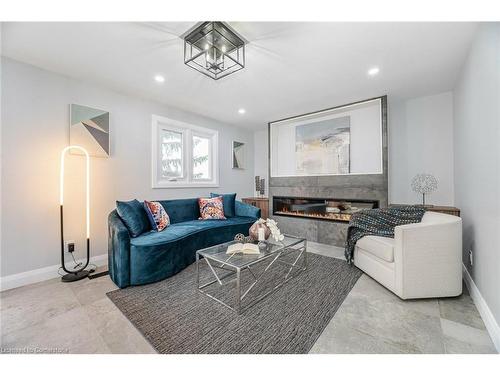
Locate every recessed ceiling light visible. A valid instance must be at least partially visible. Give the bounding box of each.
[367,67,380,76]
[238,108,246,115]
[154,75,165,83]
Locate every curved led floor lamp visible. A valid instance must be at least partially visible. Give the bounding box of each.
[59,145,91,282]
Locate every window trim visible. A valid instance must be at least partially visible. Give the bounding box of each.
[152,115,219,188]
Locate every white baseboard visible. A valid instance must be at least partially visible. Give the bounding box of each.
[462,264,500,352]
[0,254,108,292]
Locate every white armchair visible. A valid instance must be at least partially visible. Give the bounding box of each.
[353,211,462,299]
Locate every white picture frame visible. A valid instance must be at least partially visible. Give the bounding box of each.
[232,140,245,169]
[269,97,384,177]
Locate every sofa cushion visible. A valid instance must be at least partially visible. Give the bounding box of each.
[210,193,236,217]
[355,235,395,262]
[158,198,200,224]
[116,199,150,237]
[130,216,255,247]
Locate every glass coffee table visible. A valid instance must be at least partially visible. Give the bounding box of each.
[196,234,307,314]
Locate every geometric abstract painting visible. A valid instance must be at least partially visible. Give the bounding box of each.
[70,104,110,157]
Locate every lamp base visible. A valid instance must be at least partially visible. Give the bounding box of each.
[61,270,90,282]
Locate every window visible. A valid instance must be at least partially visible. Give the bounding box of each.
[161,129,183,179]
[192,135,211,180]
[152,115,219,188]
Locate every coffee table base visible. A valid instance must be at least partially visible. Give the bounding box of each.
[196,241,307,314]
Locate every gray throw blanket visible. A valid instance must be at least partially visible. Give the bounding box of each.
[345,206,426,264]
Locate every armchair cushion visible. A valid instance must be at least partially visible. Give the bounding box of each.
[356,235,394,262]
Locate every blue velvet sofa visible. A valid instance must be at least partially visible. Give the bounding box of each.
[108,198,260,288]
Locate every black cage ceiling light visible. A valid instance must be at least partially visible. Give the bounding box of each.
[184,22,246,80]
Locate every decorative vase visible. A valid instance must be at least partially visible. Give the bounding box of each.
[249,222,271,241]
[255,176,261,197]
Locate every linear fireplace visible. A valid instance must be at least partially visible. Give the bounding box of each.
[273,196,379,223]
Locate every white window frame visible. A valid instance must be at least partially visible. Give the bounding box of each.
[152,115,219,188]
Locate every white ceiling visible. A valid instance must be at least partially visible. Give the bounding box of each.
[2,22,477,129]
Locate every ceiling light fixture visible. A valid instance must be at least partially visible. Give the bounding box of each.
[184,22,246,80]
[238,108,246,115]
[368,67,380,76]
[154,75,165,83]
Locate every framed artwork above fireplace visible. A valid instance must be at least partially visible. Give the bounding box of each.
[269,97,385,177]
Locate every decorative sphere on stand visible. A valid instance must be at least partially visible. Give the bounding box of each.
[411,174,438,206]
[234,233,245,243]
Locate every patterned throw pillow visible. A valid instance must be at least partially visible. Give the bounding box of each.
[143,201,170,231]
[198,196,226,220]
[210,193,236,217]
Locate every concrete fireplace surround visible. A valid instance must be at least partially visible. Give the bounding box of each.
[268,96,388,247]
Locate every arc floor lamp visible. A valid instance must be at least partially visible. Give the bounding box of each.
[59,145,91,282]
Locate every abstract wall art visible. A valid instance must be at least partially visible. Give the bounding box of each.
[70,104,110,157]
[295,116,350,175]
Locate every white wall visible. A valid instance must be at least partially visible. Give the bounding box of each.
[0,24,3,282]
[0,58,255,277]
[254,129,269,195]
[388,92,454,205]
[453,23,500,328]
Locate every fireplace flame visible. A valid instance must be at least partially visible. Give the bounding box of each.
[275,207,353,222]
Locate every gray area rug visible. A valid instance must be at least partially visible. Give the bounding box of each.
[107,252,362,354]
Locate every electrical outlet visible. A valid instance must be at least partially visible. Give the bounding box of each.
[469,249,473,266]
[65,240,75,253]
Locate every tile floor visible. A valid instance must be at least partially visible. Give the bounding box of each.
[0,242,497,354]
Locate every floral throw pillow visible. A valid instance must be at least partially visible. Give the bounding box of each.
[143,201,170,231]
[198,196,226,220]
